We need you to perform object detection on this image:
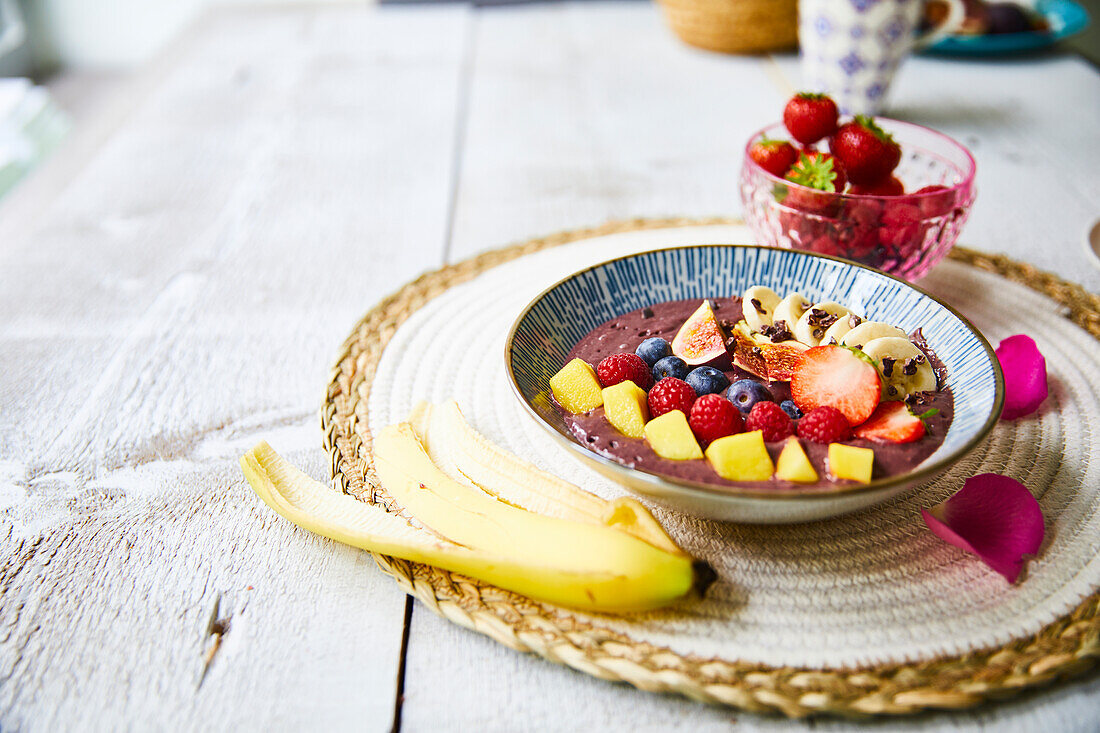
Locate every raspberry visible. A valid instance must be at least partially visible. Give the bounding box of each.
[647,377,696,418]
[689,394,743,445]
[797,405,852,443]
[745,401,794,442]
[597,353,652,390]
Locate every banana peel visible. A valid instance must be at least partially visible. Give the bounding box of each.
[243,433,711,613]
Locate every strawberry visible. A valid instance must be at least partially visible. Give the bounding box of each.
[853,401,927,443]
[749,137,799,178]
[689,394,743,444]
[914,184,956,218]
[829,116,902,185]
[797,406,852,443]
[790,345,882,426]
[785,151,848,193]
[783,93,839,146]
[597,353,653,390]
[878,201,925,258]
[647,377,696,418]
[849,175,904,196]
[745,401,794,442]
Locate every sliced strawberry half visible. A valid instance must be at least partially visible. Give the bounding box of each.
[790,345,881,426]
[853,401,927,443]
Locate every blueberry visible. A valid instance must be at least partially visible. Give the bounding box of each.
[726,379,773,414]
[651,355,689,382]
[685,366,730,397]
[779,400,803,419]
[635,337,672,367]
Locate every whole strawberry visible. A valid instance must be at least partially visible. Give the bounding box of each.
[849,175,904,196]
[689,394,743,445]
[745,401,794,442]
[648,377,696,418]
[785,151,848,193]
[829,116,902,185]
[749,138,799,178]
[783,93,839,146]
[597,353,653,390]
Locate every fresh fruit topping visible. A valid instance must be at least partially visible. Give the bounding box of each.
[829,115,902,185]
[671,300,730,367]
[635,336,672,367]
[921,473,1045,584]
[601,381,650,439]
[785,151,848,193]
[706,431,774,482]
[840,321,907,350]
[728,322,810,382]
[597,353,653,390]
[995,334,1048,420]
[685,366,730,397]
[790,345,882,426]
[775,438,818,483]
[859,336,937,400]
[745,401,795,442]
[647,377,697,418]
[741,285,782,332]
[793,301,853,347]
[644,410,704,460]
[779,400,803,419]
[772,293,812,332]
[914,184,956,218]
[796,405,852,444]
[821,312,862,346]
[849,175,904,196]
[828,443,874,483]
[689,394,743,445]
[782,92,839,145]
[651,355,690,382]
[853,401,926,444]
[550,358,604,414]
[726,379,773,414]
[750,137,800,178]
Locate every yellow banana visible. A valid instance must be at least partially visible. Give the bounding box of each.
[243,441,706,613]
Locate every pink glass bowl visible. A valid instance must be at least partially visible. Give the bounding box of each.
[739,119,977,281]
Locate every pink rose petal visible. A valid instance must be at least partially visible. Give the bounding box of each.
[922,474,1044,583]
[995,334,1048,420]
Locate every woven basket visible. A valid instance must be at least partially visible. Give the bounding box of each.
[657,0,798,54]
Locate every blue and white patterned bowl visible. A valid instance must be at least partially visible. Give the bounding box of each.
[505,245,1004,523]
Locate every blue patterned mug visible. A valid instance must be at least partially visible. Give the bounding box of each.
[799,0,964,115]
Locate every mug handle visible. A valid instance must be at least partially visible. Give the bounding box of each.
[912,0,966,50]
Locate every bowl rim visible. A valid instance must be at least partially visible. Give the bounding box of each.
[504,243,1005,502]
[744,117,978,203]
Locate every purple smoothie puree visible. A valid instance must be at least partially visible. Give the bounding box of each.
[560,297,954,490]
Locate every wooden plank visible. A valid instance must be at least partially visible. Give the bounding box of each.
[0,5,468,729]
[444,1,789,264]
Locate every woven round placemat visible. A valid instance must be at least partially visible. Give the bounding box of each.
[321,217,1100,718]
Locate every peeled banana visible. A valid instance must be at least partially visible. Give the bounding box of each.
[860,336,938,399]
[793,302,852,347]
[741,286,782,332]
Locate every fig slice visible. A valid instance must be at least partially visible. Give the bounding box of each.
[672,300,731,368]
[728,321,808,382]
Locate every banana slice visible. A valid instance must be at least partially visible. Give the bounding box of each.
[793,302,852,347]
[742,286,782,331]
[821,313,863,346]
[841,321,908,350]
[860,336,937,400]
[772,293,812,334]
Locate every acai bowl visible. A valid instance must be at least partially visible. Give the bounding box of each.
[506,245,1003,523]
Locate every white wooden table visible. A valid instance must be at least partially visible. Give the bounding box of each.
[2,3,1099,730]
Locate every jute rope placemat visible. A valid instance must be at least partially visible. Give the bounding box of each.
[321,217,1100,717]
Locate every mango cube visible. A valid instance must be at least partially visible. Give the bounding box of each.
[776,438,818,484]
[602,381,649,439]
[549,358,603,414]
[644,411,703,460]
[706,430,774,482]
[828,443,874,484]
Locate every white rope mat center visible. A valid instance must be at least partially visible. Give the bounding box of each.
[369,225,1100,669]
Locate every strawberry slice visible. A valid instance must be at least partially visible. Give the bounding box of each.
[854,401,927,443]
[790,345,881,426]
